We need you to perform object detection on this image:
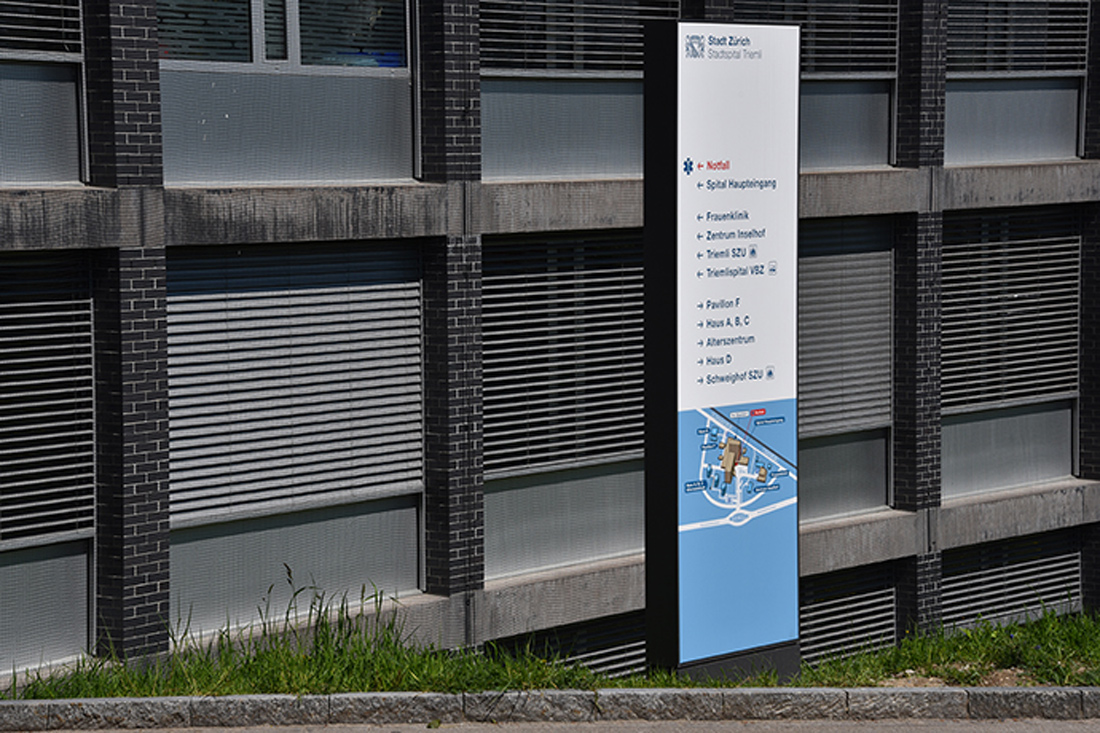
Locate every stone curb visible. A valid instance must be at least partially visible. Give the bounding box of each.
[1,688,1097,729]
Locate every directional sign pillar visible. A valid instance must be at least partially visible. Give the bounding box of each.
[644,21,801,678]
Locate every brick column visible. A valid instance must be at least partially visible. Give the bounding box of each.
[1080,203,1100,479]
[93,245,170,659]
[418,0,485,599]
[85,0,169,660]
[418,0,480,181]
[83,0,163,187]
[1082,523,1100,611]
[896,552,943,636]
[895,0,946,167]
[893,212,942,512]
[423,236,484,597]
[1082,0,1100,158]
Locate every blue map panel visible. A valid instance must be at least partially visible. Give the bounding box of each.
[677,397,798,663]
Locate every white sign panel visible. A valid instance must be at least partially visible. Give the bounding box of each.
[677,23,799,411]
[673,22,800,665]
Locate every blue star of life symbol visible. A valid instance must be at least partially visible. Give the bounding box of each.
[683,158,694,175]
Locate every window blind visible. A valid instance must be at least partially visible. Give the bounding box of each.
[0,0,81,56]
[947,0,1089,76]
[798,218,893,438]
[483,231,644,477]
[167,243,422,527]
[733,0,899,76]
[480,0,678,72]
[0,253,94,547]
[942,208,1080,413]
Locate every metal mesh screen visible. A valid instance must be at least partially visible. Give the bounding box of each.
[798,217,892,438]
[0,1,80,55]
[732,0,898,76]
[942,207,1080,413]
[170,495,420,636]
[480,0,678,72]
[0,252,94,547]
[942,529,1082,627]
[166,243,423,527]
[947,0,1089,75]
[482,231,644,477]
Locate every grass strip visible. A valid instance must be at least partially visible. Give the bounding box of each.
[10,583,1100,698]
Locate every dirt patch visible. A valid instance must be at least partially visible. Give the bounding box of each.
[978,668,1033,687]
[879,670,948,687]
[878,667,1033,687]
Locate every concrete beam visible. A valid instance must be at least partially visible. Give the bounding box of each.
[939,478,1100,550]
[479,179,644,234]
[0,188,127,250]
[942,161,1100,210]
[799,509,924,576]
[374,554,647,649]
[799,168,932,218]
[163,184,449,246]
[475,554,646,642]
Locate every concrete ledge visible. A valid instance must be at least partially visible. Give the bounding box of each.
[942,160,1100,210]
[0,188,144,251]
[848,688,969,719]
[799,509,922,576]
[939,479,1100,551]
[724,688,848,719]
[163,184,449,245]
[189,695,328,727]
[799,168,931,218]
[466,690,595,722]
[968,687,1083,719]
[329,692,463,725]
[479,179,644,234]
[4,687,1100,728]
[593,688,723,720]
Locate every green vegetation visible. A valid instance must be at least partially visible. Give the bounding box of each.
[9,581,1100,698]
[794,610,1100,688]
[9,582,603,699]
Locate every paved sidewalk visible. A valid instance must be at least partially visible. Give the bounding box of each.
[3,687,1100,730]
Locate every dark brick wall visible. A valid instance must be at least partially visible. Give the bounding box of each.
[896,0,946,167]
[93,247,170,658]
[83,0,163,187]
[1082,523,1100,611]
[423,235,485,596]
[893,213,942,511]
[1080,203,1100,478]
[418,0,480,182]
[896,552,943,636]
[1083,0,1100,158]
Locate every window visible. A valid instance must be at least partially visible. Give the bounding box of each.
[159,0,407,67]
[941,207,1080,496]
[797,218,893,519]
[479,0,677,179]
[158,0,413,183]
[732,0,898,169]
[0,1,82,183]
[481,231,646,578]
[946,0,1088,163]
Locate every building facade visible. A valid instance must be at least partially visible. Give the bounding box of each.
[3,0,1100,672]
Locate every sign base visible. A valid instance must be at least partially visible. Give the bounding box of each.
[676,640,801,683]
